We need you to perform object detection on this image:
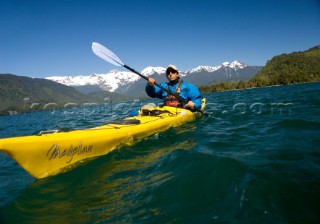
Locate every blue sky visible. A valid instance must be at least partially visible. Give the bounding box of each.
[1,0,319,78]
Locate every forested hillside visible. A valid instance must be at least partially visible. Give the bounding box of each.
[0,74,132,115]
[199,45,320,93]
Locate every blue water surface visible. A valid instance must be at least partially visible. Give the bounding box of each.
[0,82,320,223]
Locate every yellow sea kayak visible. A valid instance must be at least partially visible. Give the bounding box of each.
[0,99,206,179]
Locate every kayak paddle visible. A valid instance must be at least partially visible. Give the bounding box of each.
[91,42,204,114]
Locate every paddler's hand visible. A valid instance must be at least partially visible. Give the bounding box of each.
[185,101,195,109]
[148,78,156,86]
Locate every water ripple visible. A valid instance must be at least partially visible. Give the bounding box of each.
[1,83,320,223]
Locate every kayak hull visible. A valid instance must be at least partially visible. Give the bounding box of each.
[0,103,205,179]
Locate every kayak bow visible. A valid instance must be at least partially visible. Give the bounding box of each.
[0,100,206,179]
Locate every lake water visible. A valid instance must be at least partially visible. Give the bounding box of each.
[0,82,320,223]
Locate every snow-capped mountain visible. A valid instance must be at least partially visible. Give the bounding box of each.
[47,69,140,92]
[222,61,247,69]
[188,65,222,73]
[45,61,261,97]
[141,66,166,76]
[186,61,246,73]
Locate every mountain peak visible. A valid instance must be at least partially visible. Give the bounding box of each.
[188,61,247,74]
[141,66,166,76]
[189,65,221,73]
[222,61,247,69]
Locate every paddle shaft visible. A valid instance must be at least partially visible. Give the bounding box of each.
[91,42,203,114]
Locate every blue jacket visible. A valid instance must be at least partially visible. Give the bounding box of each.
[145,80,202,109]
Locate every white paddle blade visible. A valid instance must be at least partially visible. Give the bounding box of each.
[92,42,124,67]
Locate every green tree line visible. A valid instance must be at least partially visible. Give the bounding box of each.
[199,45,320,93]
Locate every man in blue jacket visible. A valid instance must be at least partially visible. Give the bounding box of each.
[145,65,202,110]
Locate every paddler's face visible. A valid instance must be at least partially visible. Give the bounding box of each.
[166,69,179,81]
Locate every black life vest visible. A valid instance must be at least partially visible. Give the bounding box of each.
[165,80,184,107]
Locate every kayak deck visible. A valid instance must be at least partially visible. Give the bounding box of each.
[0,103,205,179]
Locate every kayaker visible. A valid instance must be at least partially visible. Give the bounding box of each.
[146,65,202,110]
